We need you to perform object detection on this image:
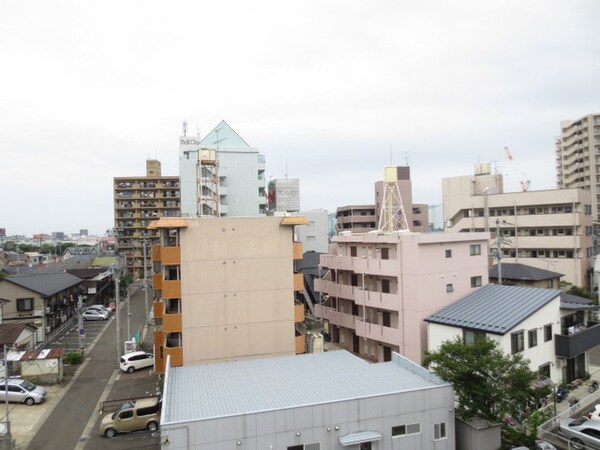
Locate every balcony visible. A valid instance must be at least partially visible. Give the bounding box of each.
[152,246,181,265]
[152,273,162,290]
[153,301,164,320]
[163,313,182,332]
[353,258,399,276]
[354,288,398,310]
[293,242,303,260]
[164,346,183,367]
[294,303,304,323]
[354,319,400,346]
[293,273,303,291]
[295,334,305,354]
[315,279,356,301]
[162,279,181,298]
[555,322,600,358]
[315,305,357,329]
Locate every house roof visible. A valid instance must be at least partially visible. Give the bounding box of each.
[162,350,449,425]
[489,263,564,281]
[560,292,599,310]
[0,323,36,346]
[425,284,561,335]
[4,270,82,296]
[8,347,65,361]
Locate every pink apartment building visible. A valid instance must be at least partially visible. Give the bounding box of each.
[315,230,490,364]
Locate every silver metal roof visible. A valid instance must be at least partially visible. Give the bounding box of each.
[162,350,448,425]
[5,270,82,296]
[425,284,561,334]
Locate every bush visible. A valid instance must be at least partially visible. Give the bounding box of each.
[63,351,83,365]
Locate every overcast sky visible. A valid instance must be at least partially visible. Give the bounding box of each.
[1,1,599,237]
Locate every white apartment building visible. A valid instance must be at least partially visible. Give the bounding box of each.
[295,209,334,254]
[556,113,600,219]
[443,168,594,287]
[179,120,267,218]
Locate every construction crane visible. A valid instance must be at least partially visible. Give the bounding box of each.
[504,146,530,192]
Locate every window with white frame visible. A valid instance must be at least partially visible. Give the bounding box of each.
[511,330,524,354]
[434,422,447,440]
[470,244,481,255]
[528,329,538,348]
[392,423,421,437]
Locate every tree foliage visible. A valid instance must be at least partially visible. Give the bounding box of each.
[423,337,549,422]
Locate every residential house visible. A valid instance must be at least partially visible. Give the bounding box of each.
[489,263,563,288]
[426,284,599,384]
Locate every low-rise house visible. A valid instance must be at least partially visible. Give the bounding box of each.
[160,350,455,450]
[426,284,599,384]
[0,323,37,351]
[489,263,563,288]
[0,269,83,343]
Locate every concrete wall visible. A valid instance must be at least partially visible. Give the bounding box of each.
[180,217,296,365]
[161,386,455,450]
[296,210,331,254]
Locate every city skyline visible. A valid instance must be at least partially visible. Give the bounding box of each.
[2,1,599,236]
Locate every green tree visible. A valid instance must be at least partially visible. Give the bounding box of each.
[423,337,548,422]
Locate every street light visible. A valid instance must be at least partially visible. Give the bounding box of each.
[111,263,122,364]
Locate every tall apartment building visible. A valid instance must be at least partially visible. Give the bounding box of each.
[336,166,429,233]
[556,113,600,218]
[443,166,594,287]
[179,120,267,218]
[149,216,308,373]
[315,231,489,364]
[113,160,180,279]
[294,209,335,254]
[268,177,300,213]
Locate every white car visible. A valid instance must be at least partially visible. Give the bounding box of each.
[119,351,154,373]
[86,305,112,316]
[587,404,600,421]
[82,309,109,321]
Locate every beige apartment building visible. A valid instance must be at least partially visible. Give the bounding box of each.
[315,230,490,364]
[443,168,594,287]
[556,113,600,219]
[149,216,307,373]
[113,160,180,279]
[336,166,429,233]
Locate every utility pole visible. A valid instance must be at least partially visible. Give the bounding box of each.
[143,236,150,325]
[77,295,84,353]
[126,286,131,341]
[115,271,121,363]
[3,345,11,442]
[496,219,503,285]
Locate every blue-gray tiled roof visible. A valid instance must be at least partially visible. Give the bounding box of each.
[425,284,561,335]
[4,270,82,296]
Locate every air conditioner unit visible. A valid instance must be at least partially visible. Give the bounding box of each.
[33,320,42,327]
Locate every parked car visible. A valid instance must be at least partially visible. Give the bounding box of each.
[559,417,600,449]
[99,396,161,437]
[82,309,109,321]
[0,378,47,405]
[587,404,600,421]
[119,351,154,373]
[86,304,112,316]
[104,301,116,313]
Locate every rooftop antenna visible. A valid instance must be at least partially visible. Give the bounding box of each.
[182,121,188,137]
[404,152,409,166]
[378,166,409,232]
[285,157,288,179]
[196,121,200,138]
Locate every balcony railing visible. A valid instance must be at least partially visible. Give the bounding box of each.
[555,322,600,358]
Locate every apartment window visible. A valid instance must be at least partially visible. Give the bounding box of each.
[382,279,390,293]
[381,247,389,260]
[539,363,551,379]
[434,423,447,440]
[528,329,538,348]
[350,246,357,257]
[288,444,320,450]
[544,324,553,342]
[359,443,372,450]
[511,330,524,354]
[446,284,454,293]
[463,329,484,345]
[445,249,452,258]
[470,244,481,256]
[392,423,421,437]
[470,276,482,288]
[17,298,34,312]
[306,236,316,241]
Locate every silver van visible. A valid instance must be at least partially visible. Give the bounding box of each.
[0,378,47,405]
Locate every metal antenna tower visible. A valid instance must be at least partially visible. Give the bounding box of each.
[378,166,409,232]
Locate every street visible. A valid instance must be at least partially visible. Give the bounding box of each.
[26,283,152,450]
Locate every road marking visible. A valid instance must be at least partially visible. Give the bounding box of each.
[74,368,120,450]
